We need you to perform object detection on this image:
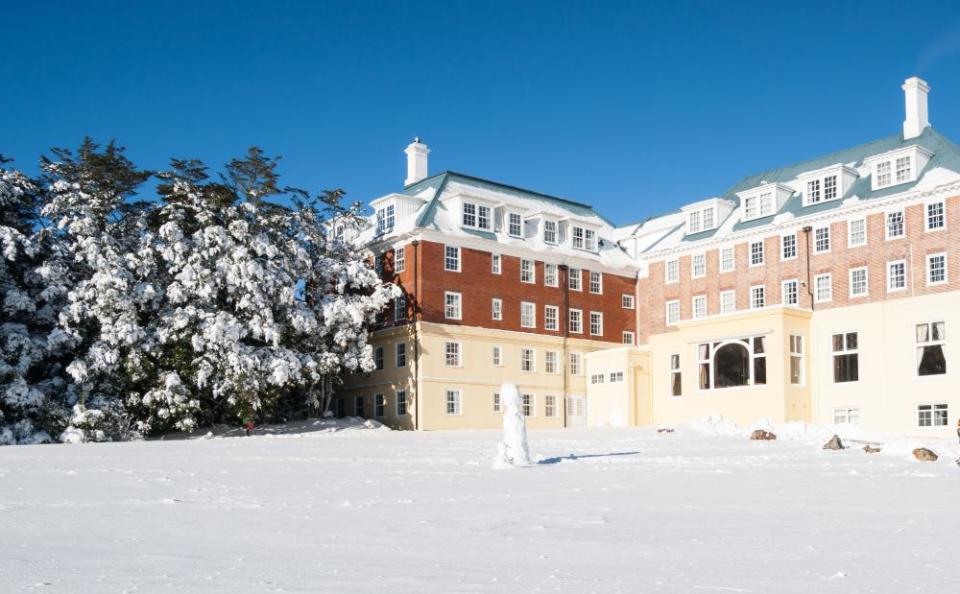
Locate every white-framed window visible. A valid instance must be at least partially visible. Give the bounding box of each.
[491,298,502,321]
[665,259,679,283]
[750,285,765,309]
[782,279,799,306]
[849,267,869,298]
[462,202,476,227]
[927,253,947,286]
[749,240,764,266]
[544,263,558,287]
[916,321,946,376]
[720,289,736,314]
[833,407,860,425]
[492,345,502,367]
[703,207,715,230]
[545,350,559,374]
[569,267,582,291]
[622,331,635,345]
[926,201,946,231]
[823,175,838,201]
[781,234,797,260]
[815,274,832,303]
[609,371,624,383]
[491,253,501,274]
[590,373,605,385]
[446,389,461,415]
[589,311,603,336]
[444,341,461,367]
[692,253,706,278]
[688,210,701,234]
[744,191,774,219]
[374,346,384,370]
[444,291,462,319]
[394,295,406,321]
[520,259,535,284]
[543,220,558,244]
[396,342,406,368]
[696,335,767,390]
[521,348,535,372]
[444,245,461,272]
[848,218,866,247]
[806,179,821,203]
[886,210,905,239]
[666,300,680,326]
[832,332,858,383]
[395,246,406,272]
[493,392,501,413]
[589,271,603,294]
[572,226,597,252]
[692,295,707,319]
[544,395,557,418]
[789,334,804,386]
[918,403,948,427]
[508,212,523,238]
[396,390,407,416]
[887,260,907,292]
[875,160,892,188]
[895,155,912,184]
[478,204,491,230]
[670,354,681,396]
[569,308,583,333]
[376,204,396,235]
[522,394,534,417]
[622,294,635,309]
[374,394,385,418]
[461,202,491,231]
[544,305,559,331]
[814,225,830,253]
[520,301,536,328]
[355,396,365,417]
[720,247,735,273]
[569,352,582,375]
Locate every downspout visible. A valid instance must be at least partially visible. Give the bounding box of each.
[802,226,814,310]
[412,239,421,431]
[560,264,570,426]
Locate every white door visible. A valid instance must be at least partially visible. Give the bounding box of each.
[565,395,586,427]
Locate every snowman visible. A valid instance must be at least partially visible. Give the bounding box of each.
[492,382,532,468]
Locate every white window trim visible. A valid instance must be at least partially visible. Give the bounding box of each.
[665,259,680,283]
[691,253,707,279]
[520,301,536,329]
[916,402,950,429]
[814,273,833,303]
[545,351,560,375]
[848,266,869,298]
[520,348,536,373]
[692,295,707,319]
[444,341,462,368]
[781,279,799,307]
[885,209,905,241]
[589,271,603,295]
[813,225,831,254]
[749,285,765,310]
[492,345,503,367]
[520,258,536,284]
[444,245,461,272]
[622,294,635,309]
[544,263,559,288]
[491,297,502,321]
[720,246,736,273]
[568,268,582,291]
[544,305,559,331]
[719,289,736,314]
[589,311,604,337]
[925,200,947,233]
[491,253,501,275]
[926,252,948,286]
[622,331,635,345]
[887,259,907,293]
[749,241,765,268]
[444,291,462,320]
[665,300,680,326]
[445,389,463,416]
[780,233,797,261]
[507,211,523,238]
[847,218,867,248]
[568,308,583,334]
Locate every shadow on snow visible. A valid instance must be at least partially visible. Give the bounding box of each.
[537,451,641,465]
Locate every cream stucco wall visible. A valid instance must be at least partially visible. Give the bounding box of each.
[584,347,651,427]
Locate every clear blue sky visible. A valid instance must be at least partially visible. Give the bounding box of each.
[2,0,960,224]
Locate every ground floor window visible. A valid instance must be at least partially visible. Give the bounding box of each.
[396,390,407,416]
[916,321,946,376]
[544,395,557,418]
[355,396,365,417]
[697,336,766,389]
[374,394,385,417]
[336,398,345,418]
[590,373,605,385]
[570,353,582,375]
[521,348,535,372]
[789,335,804,385]
[446,390,461,415]
[522,394,534,417]
[670,354,681,396]
[832,332,858,383]
[918,403,948,427]
[609,371,624,383]
[493,392,501,413]
[833,407,860,425]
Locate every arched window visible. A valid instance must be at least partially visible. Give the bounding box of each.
[697,336,767,390]
[714,343,750,388]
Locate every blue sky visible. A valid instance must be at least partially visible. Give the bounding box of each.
[2,1,960,224]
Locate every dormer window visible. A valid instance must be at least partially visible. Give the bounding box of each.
[376,204,395,235]
[461,202,491,231]
[895,156,911,183]
[543,220,558,245]
[703,207,715,229]
[689,210,701,234]
[682,198,730,235]
[572,226,597,252]
[865,146,931,191]
[744,191,773,219]
[508,212,523,238]
[804,173,839,205]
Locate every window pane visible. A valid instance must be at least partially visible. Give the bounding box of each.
[933,321,945,341]
[834,354,859,383]
[672,373,682,396]
[699,363,710,390]
[790,356,801,384]
[832,334,843,351]
[845,332,857,350]
[918,345,947,376]
[714,343,750,388]
[753,356,766,385]
[753,336,765,354]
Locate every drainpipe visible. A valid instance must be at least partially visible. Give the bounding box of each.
[412,239,421,431]
[560,263,570,426]
[802,226,814,310]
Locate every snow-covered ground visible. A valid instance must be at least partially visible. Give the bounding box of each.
[2,418,959,593]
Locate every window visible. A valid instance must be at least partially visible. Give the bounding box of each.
[445,342,461,367]
[520,301,536,328]
[926,201,945,231]
[886,210,905,239]
[916,321,946,376]
[544,263,558,287]
[375,253,383,276]
[927,253,947,285]
[918,403,948,427]
[665,259,679,282]
[590,373,605,385]
[815,274,832,303]
[395,246,406,272]
[491,253,501,275]
[622,294,635,309]
[622,331,635,345]
[491,298,502,321]
[720,247,735,272]
[781,234,797,260]
[569,309,583,333]
[895,156,912,184]
[492,345,502,366]
[336,398,344,418]
[544,305,559,331]
[789,335,803,386]
[609,371,624,383]
[374,394,385,418]
[520,259,535,283]
[782,279,798,306]
[355,396,365,417]
[589,271,603,294]
[814,226,830,253]
[688,210,701,234]
[396,390,407,416]
[589,311,603,336]
[692,295,707,319]
[696,336,766,389]
[544,395,557,418]
[849,267,868,297]
[508,212,523,238]
[833,407,860,425]
[493,393,501,413]
[823,175,837,201]
[444,245,460,272]
[887,260,907,292]
[376,204,395,235]
[569,268,582,291]
[477,205,491,230]
[692,254,706,278]
[374,346,384,370]
[569,353,582,375]
[744,191,774,219]
[444,291,462,319]
[703,207,715,230]
[750,285,765,309]
[522,394,534,417]
[572,226,597,251]
[446,390,461,415]
[750,241,764,266]
[666,300,680,326]
[876,161,892,188]
[543,220,558,244]
[670,354,681,396]
[545,351,559,374]
[462,203,476,228]
[521,348,535,372]
[848,219,866,248]
[396,343,406,368]
[832,332,858,383]
[720,290,736,314]
[394,295,406,321]
[806,179,821,204]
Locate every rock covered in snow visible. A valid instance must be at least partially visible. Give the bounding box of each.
[492,382,531,469]
[750,429,777,441]
[912,448,938,462]
[822,435,845,450]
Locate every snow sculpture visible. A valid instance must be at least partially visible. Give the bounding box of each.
[492,382,531,468]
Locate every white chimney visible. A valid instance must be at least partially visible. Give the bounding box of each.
[404,137,430,186]
[902,77,930,140]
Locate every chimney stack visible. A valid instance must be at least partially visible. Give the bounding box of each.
[404,138,430,186]
[902,77,930,140]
